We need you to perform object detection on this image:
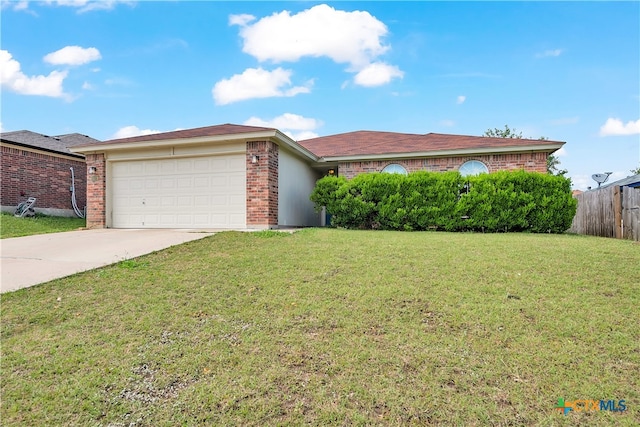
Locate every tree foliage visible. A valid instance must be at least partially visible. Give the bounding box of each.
[483,125,523,139]
[484,125,567,176]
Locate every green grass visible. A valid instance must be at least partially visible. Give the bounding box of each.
[0,212,86,239]
[1,229,638,426]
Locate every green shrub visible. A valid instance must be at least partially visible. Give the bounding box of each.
[309,170,577,233]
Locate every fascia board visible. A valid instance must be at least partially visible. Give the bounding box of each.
[70,130,320,162]
[1,139,85,160]
[70,130,282,154]
[318,143,565,163]
[273,130,319,162]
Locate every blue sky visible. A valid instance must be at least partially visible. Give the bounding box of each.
[1,1,638,190]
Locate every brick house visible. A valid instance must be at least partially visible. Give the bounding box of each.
[71,124,564,229]
[1,130,100,217]
[298,131,554,179]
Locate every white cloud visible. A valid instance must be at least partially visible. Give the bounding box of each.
[287,130,319,141]
[570,174,591,191]
[82,81,94,90]
[43,0,134,13]
[353,62,403,87]
[599,118,640,136]
[536,49,563,58]
[5,0,29,10]
[212,67,312,105]
[456,95,466,105]
[555,146,568,157]
[112,125,161,139]
[230,3,402,86]
[244,113,322,141]
[244,114,321,141]
[0,49,68,98]
[232,4,390,70]
[44,46,101,66]
[572,170,629,191]
[0,122,4,132]
[244,113,321,131]
[229,13,255,26]
[440,120,455,127]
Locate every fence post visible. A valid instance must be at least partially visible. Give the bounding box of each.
[613,186,622,239]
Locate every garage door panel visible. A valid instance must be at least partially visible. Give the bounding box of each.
[229,214,245,227]
[227,156,245,169]
[228,173,245,187]
[111,154,246,228]
[194,195,210,206]
[177,160,192,172]
[194,176,209,188]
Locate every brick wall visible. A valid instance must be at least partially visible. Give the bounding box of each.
[0,144,86,213]
[85,153,106,228]
[338,152,550,179]
[246,141,278,228]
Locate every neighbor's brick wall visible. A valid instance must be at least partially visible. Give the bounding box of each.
[338,152,550,179]
[85,153,106,228]
[246,141,278,228]
[0,144,86,211]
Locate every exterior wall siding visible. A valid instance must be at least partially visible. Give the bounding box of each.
[0,144,86,214]
[246,140,278,228]
[278,148,322,227]
[338,152,549,179]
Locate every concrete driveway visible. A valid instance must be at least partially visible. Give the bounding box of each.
[0,229,215,293]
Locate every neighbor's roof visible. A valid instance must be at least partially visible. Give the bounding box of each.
[602,174,640,188]
[0,130,101,158]
[297,131,565,159]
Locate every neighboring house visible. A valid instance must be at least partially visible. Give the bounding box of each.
[71,123,564,230]
[601,173,640,189]
[1,130,101,217]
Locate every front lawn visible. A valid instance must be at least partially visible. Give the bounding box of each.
[0,212,85,239]
[1,229,638,425]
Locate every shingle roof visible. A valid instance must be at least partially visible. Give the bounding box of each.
[297,131,564,158]
[602,174,640,188]
[56,133,102,148]
[67,123,564,160]
[1,130,100,157]
[94,123,275,146]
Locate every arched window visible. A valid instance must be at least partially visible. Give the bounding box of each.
[459,160,488,177]
[382,163,408,175]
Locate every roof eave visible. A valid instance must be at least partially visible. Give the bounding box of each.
[1,138,85,160]
[274,130,319,162]
[318,143,565,162]
[70,129,320,162]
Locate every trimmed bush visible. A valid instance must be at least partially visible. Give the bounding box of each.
[310,170,576,233]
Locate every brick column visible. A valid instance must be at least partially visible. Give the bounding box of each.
[246,141,278,228]
[85,153,106,228]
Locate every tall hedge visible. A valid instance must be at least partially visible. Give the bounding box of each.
[310,170,577,233]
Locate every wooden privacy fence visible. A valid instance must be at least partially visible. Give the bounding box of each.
[569,185,640,241]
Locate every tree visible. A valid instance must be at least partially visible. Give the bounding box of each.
[547,154,567,176]
[483,125,523,139]
[631,165,640,175]
[484,125,566,176]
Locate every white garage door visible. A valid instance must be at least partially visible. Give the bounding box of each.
[111,154,246,228]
